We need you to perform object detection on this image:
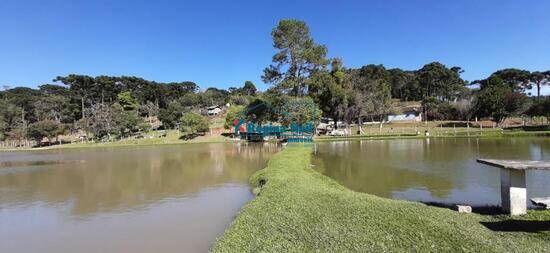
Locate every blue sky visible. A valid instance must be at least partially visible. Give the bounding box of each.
[1,0,549,94]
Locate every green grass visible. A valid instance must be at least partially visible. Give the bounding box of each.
[0,130,237,152]
[212,145,550,252]
[315,129,550,142]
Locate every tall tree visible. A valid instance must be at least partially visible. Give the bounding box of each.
[348,65,392,127]
[416,62,466,101]
[54,75,95,119]
[242,81,257,96]
[388,68,420,101]
[474,68,531,92]
[262,19,328,96]
[308,58,349,126]
[473,76,529,125]
[529,71,550,100]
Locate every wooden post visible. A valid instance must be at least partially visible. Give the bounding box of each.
[453,124,456,136]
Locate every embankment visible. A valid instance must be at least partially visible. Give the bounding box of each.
[212,145,550,252]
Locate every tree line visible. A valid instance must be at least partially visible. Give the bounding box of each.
[1,19,549,146]
[0,75,257,145]
[244,19,550,130]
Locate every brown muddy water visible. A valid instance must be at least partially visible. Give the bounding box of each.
[0,143,279,253]
[313,137,550,207]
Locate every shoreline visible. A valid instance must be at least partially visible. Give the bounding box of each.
[1,130,549,152]
[212,144,550,252]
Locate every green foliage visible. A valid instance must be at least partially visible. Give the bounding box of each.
[0,19,546,146]
[279,97,322,125]
[416,62,467,100]
[0,117,7,141]
[230,81,258,96]
[117,91,139,111]
[262,19,328,96]
[179,112,209,137]
[525,99,550,119]
[242,81,257,96]
[33,94,77,123]
[202,88,229,107]
[347,65,392,123]
[178,92,202,107]
[228,95,250,106]
[474,68,531,92]
[112,105,144,137]
[26,120,62,145]
[159,101,186,129]
[473,77,529,124]
[0,99,23,133]
[308,70,349,122]
[388,68,420,101]
[224,105,245,129]
[1,87,41,123]
[421,98,462,120]
[243,98,274,124]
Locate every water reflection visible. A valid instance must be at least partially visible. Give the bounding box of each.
[0,143,279,253]
[0,143,277,216]
[313,138,550,206]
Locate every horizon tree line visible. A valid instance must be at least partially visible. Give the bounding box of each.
[1,19,549,146]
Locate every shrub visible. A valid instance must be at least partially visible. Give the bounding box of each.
[180,112,209,138]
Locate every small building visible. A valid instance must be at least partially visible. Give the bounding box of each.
[206,105,222,116]
[387,106,422,122]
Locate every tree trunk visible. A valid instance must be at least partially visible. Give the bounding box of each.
[81,97,85,119]
[358,117,365,135]
[537,83,541,101]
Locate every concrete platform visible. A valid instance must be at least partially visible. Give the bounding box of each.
[477,159,550,216]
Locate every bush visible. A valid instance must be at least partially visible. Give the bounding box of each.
[113,107,143,137]
[180,112,209,139]
[525,99,550,118]
[26,120,62,145]
[159,101,185,129]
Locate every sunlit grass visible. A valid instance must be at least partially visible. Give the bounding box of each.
[213,145,550,252]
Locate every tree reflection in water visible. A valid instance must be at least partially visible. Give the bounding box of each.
[313,138,550,206]
[0,143,280,216]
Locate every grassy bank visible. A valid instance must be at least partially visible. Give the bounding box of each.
[212,145,550,252]
[0,130,238,152]
[315,130,550,142]
[2,128,548,152]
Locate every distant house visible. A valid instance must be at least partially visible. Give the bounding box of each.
[206,105,222,116]
[387,106,422,122]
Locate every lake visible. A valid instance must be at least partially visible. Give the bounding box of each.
[0,143,279,253]
[313,137,550,207]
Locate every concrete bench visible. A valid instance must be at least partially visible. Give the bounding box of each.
[477,159,550,216]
